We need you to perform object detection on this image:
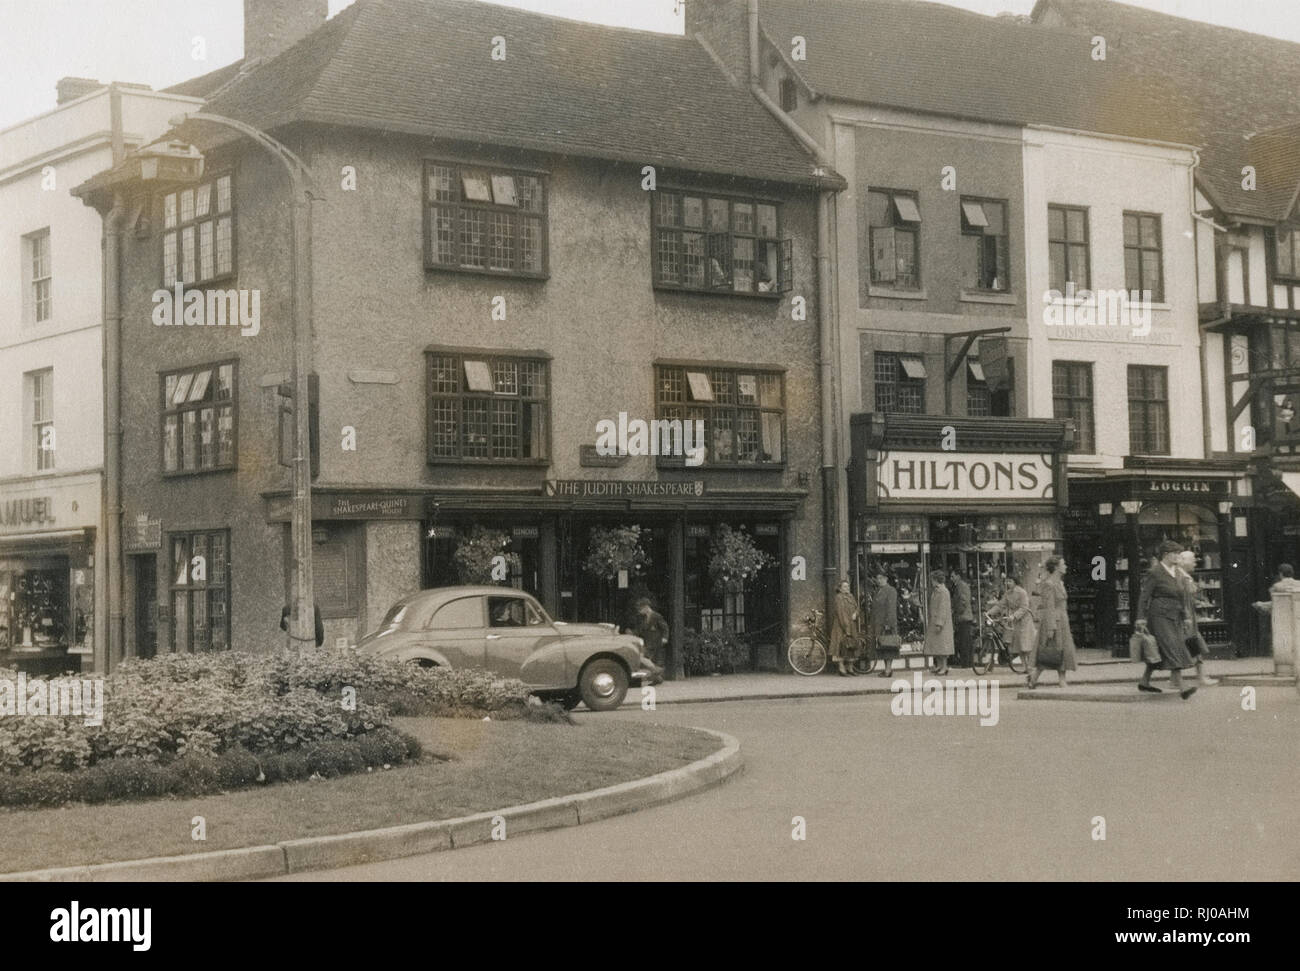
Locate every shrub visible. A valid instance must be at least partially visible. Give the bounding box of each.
[682,629,750,676]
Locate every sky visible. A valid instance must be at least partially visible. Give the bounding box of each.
[2,0,1300,129]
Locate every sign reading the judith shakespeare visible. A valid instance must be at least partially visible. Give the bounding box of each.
[545,480,705,499]
[876,451,1054,502]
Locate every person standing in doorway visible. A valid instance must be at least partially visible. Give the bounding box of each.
[1175,550,1218,687]
[1029,557,1076,688]
[924,569,954,676]
[870,572,901,678]
[1136,540,1197,698]
[631,598,669,672]
[830,579,860,677]
[950,571,974,669]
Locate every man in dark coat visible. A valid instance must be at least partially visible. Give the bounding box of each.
[632,599,669,669]
[870,573,900,678]
[950,572,974,668]
[281,602,325,648]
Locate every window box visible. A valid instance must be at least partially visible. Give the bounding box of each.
[652,189,792,296]
[424,161,548,278]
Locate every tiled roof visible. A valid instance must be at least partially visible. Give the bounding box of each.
[1033,0,1300,220]
[163,59,246,98]
[757,0,1194,144]
[180,0,841,188]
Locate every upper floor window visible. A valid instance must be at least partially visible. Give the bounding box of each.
[25,368,54,472]
[960,198,1009,292]
[653,190,791,295]
[1048,204,1089,292]
[1123,212,1163,301]
[1127,365,1170,456]
[1052,361,1095,454]
[655,364,785,465]
[162,362,236,475]
[424,162,547,277]
[426,351,549,463]
[162,175,233,286]
[868,189,920,289]
[1276,226,1300,280]
[874,352,925,414]
[24,229,52,323]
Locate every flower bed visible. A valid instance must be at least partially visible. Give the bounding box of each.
[0,648,567,807]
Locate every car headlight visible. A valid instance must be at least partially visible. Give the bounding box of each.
[634,636,645,649]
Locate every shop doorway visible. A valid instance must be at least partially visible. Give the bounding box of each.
[133,555,158,659]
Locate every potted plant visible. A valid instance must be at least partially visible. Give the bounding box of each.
[452,526,520,584]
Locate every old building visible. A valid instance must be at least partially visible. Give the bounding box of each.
[0,79,201,674]
[689,0,1208,653]
[75,0,842,675]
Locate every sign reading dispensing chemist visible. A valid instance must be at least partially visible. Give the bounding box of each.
[876,451,1055,502]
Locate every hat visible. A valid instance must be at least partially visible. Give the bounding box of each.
[1157,540,1183,557]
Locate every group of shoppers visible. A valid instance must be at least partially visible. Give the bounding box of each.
[828,541,1222,693]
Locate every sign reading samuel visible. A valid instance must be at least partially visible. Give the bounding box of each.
[876,451,1054,501]
[545,480,705,499]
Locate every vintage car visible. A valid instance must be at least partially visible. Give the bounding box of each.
[357,586,661,711]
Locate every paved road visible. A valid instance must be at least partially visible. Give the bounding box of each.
[275,686,1300,881]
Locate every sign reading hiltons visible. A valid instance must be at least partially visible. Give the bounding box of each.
[877,451,1053,501]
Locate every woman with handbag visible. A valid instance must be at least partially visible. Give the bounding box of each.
[870,572,901,678]
[1176,550,1218,688]
[1029,557,1076,688]
[1135,540,1197,698]
[830,578,860,677]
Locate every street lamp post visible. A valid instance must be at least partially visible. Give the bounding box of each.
[170,112,318,647]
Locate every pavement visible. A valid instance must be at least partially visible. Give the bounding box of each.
[280,684,1300,881]
[633,650,1282,707]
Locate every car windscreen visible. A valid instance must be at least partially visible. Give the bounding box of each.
[380,602,408,629]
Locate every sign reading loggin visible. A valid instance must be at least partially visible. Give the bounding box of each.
[876,451,1054,501]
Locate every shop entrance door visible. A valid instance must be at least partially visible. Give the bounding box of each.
[133,555,157,659]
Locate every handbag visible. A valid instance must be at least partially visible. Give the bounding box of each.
[1129,629,1160,664]
[1185,633,1207,657]
[1036,630,1063,668]
[877,632,902,649]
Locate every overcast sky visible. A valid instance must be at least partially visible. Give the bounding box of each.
[3,0,1299,130]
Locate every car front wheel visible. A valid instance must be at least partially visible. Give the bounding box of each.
[578,658,629,712]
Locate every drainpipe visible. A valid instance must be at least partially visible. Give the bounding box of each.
[103,190,126,674]
[1188,149,1214,460]
[742,0,843,613]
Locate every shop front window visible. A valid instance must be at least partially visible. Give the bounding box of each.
[0,562,68,649]
[1137,502,1224,631]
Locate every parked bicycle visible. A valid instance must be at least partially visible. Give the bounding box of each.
[789,609,874,676]
[972,612,1027,675]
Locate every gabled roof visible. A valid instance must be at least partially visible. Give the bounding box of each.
[163,59,246,99]
[757,0,1194,145]
[173,0,841,189]
[1033,0,1300,220]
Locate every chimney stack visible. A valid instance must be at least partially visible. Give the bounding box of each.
[56,77,103,105]
[244,0,328,64]
[684,0,752,85]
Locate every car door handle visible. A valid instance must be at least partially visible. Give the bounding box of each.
[485,634,502,640]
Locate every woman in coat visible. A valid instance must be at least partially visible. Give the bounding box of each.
[869,572,900,678]
[1136,540,1197,697]
[924,569,954,675]
[989,573,1036,662]
[829,578,860,677]
[1030,556,1076,688]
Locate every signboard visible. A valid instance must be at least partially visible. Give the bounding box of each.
[544,480,705,499]
[1139,479,1231,498]
[125,514,162,552]
[867,542,919,553]
[326,495,417,519]
[980,337,1010,392]
[1010,541,1056,551]
[0,496,55,530]
[511,526,540,539]
[875,451,1054,502]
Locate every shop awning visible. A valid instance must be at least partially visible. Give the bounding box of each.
[1282,472,1300,501]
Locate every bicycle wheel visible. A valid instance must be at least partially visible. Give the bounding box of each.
[1008,648,1027,674]
[788,636,827,676]
[972,635,996,675]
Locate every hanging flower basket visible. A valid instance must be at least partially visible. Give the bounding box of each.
[583,524,648,581]
[708,524,774,593]
[453,526,520,585]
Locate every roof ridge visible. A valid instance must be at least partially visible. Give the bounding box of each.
[1041,0,1300,50]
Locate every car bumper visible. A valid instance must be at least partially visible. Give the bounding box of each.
[631,661,665,687]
